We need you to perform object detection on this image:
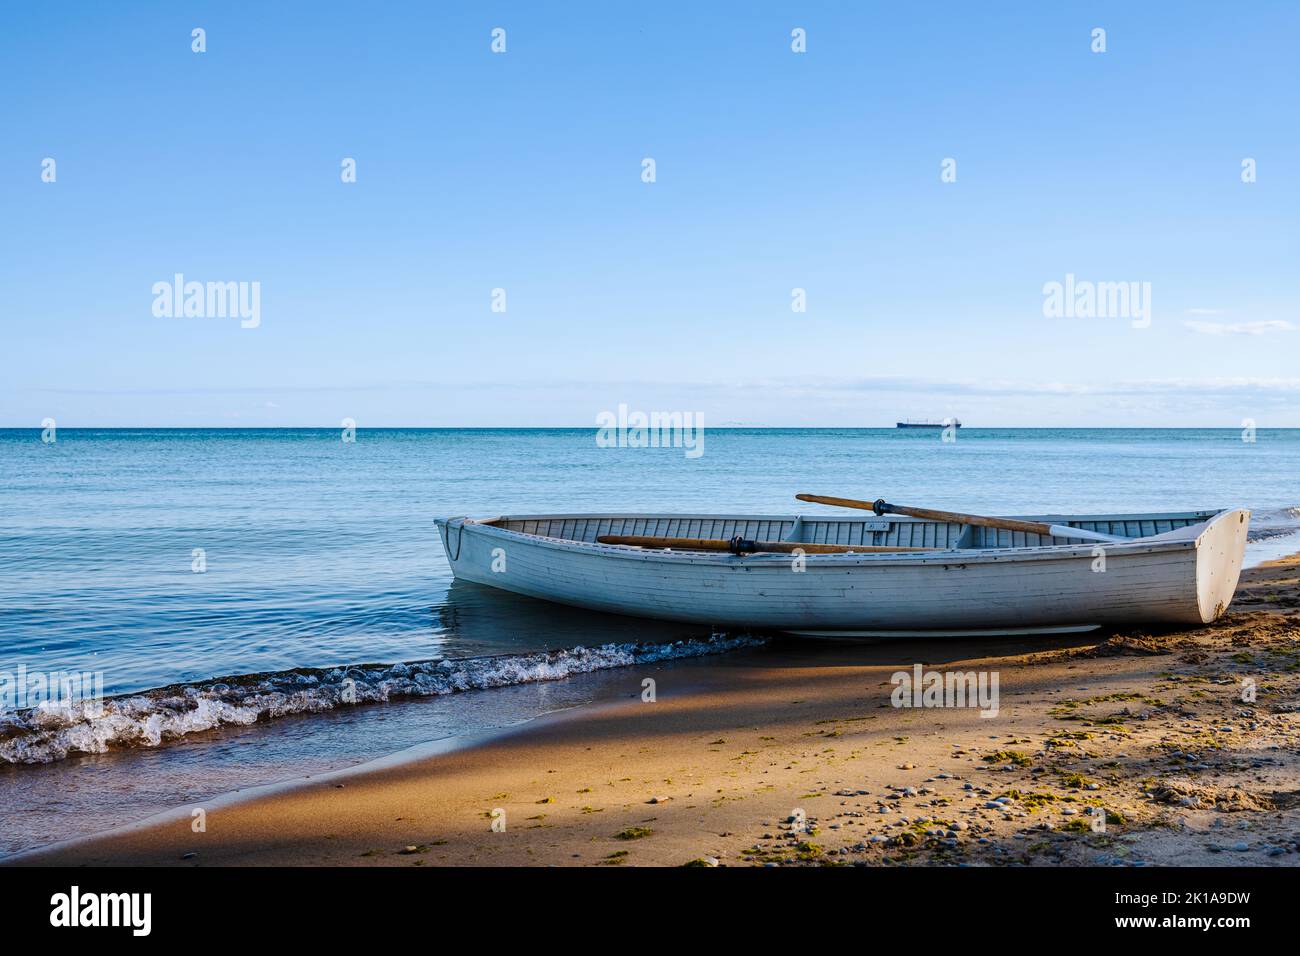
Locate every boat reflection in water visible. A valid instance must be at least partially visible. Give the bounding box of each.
[436,575,714,655]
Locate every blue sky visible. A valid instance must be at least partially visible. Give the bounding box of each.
[2,1,1297,426]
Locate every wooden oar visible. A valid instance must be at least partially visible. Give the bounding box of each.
[596,534,936,555]
[795,494,1126,544]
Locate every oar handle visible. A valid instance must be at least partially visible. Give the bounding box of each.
[798,493,1050,534]
[795,493,891,515]
[795,494,1125,544]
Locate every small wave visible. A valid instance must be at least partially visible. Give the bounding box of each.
[0,634,763,765]
[1247,505,1300,541]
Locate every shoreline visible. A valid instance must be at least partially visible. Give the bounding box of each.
[11,555,1300,868]
[2,720,540,864]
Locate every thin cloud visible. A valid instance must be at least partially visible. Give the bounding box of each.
[1183,319,1295,336]
[19,374,1300,400]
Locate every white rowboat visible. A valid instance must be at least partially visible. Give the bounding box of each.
[435,508,1250,636]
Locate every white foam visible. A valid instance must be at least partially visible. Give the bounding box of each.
[0,634,762,765]
[1248,505,1300,540]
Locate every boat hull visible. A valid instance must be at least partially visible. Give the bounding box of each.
[436,509,1249,635]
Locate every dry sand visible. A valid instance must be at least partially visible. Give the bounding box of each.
[16,557,1300,867]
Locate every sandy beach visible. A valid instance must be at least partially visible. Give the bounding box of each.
[16,556,1300,868]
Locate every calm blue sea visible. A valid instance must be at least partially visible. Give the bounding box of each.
[2,427,1298,854]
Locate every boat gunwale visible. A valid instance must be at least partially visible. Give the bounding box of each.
[448,509,1224,524]
[437,509,1230,567]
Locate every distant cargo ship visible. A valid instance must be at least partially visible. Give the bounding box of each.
[896,419,961,429]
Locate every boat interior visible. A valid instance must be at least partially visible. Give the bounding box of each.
[488,511,1220,551]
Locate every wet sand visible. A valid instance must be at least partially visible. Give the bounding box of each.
[15,557,1300,867]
